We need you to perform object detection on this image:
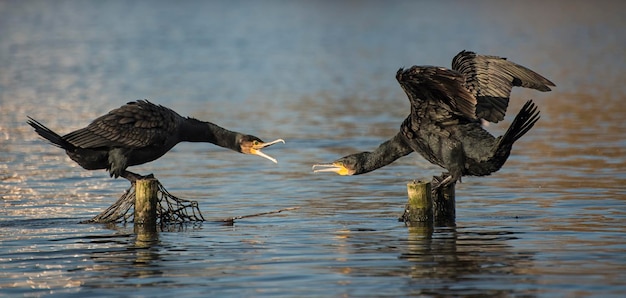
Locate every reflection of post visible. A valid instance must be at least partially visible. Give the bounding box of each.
[135,225,159,246]
[134,222,159,278]
[433,182,455,226]
[400,180,433,224]
[134,178,158,235]
[402,225,434,264]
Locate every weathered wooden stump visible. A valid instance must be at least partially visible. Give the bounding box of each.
[433,181,456,226]
[400,178,456,226]
[134,178,158,234]
[399,180,433,224]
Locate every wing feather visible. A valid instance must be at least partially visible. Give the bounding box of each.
[452,50,555,123]
[396,66,478,121]
[63,100,180,149]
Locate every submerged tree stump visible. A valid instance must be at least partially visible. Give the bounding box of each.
[400,178,456,226]
[83,177,205,224]
[432,177,456,226]
[134,178,158,227]
[400,180,433,224]
[83,176,295,227]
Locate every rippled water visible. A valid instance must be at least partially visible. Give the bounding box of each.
[1,1,625,297]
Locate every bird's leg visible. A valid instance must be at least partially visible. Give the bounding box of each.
[432,173,448,190]
[120,170,152,185]
[436,141,463,191]
[108,148,130,178]
[431,172,459,193]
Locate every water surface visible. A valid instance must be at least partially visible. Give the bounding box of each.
[1,1,625,297]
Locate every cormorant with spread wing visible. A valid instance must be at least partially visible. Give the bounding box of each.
[28,100,284,183]
[313,50,554,189]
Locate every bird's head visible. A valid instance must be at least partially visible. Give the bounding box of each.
[312,154,364,176]
[237,135,285,163]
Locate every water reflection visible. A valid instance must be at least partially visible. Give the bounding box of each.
[328,224,536,296]
[90,241,164,288]
[1,216,541,296]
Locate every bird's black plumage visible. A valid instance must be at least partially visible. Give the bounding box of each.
[451,50,553,123]
[28,100,284,182]
[313,50,554,188]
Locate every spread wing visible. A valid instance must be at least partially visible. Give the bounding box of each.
[63,100,180,149]
[396,66,478,121]
[452,50,555,123]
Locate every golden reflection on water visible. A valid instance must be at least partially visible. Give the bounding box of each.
[505,91,626,192]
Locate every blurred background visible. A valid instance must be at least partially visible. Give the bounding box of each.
[1,0,625,297]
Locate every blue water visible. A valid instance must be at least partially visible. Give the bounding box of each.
[1,0,625,297]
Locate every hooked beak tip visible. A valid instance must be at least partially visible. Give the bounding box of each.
[263,139,285,147]
[253,149,279,164]
[312,164,339,173]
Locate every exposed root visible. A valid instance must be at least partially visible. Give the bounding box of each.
[156,183,205,223]
[83,181,204,224]
[81,187,136,224]
[82,180,297,226]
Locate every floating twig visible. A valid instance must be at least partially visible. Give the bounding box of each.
[218,206,300,225]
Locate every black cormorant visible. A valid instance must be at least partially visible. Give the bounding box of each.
[28,100,285,182]
[313,50,554,189]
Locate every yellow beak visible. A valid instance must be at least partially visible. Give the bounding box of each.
[311,163,352,176]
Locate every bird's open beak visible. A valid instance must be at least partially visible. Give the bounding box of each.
[250,139,285,164]
[312,163,351,175]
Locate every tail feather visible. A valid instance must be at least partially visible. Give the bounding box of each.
[499,100,540,148]
[27,117,75,151]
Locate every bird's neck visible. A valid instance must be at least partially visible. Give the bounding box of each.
[353,132,414,175]
[180,117,242,152]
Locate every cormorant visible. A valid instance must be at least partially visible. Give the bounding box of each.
[313,50,554,189]
[28,100,285,183]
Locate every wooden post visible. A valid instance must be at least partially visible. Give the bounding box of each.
[433,181,455,226]
[134,178,158,234]
[400,180,433,224]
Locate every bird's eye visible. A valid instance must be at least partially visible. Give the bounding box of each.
[253,140,259,146]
